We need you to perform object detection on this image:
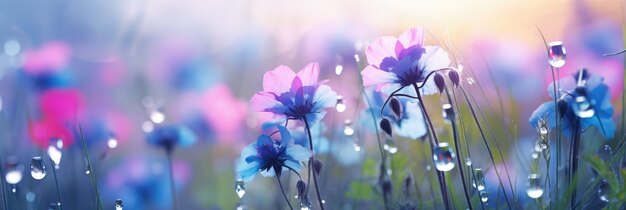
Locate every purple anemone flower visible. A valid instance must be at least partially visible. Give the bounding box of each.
[361,28,451,95]
[250,63,337,123]
[237,125,311,182]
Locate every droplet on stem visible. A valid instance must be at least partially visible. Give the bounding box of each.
[107,135,119,149]
[598,179,610,202]
[383,139,398,154]
[343,120,354,136]
[235,180,246,198]
[442,103,454,122]
[5,156,24,186]
[115,199,123,210]
[47,138,63,169]
[30,157,47,180]
[335,96,346,112]
[526,173,544,199]
[473,168,486,191]
[433,142,456,172]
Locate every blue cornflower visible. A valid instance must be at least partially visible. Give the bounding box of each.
[237,126,311,182]
[529,69,615,139]
[146,124,197,151]
[362,89,427,139]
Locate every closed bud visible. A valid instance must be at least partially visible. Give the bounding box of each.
[312,159,323,175]
[296,180,306,198]
[433,73,445,93]
[390,97,403,119]
[448,70,460,87]
[380,118,393,137]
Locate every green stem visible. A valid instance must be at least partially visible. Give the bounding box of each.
[166,151,178,210]
[445,88,473,210]
[50,158,63,210]
[79,125,103,210]
[276,176,294,210]
[302,116,324,210]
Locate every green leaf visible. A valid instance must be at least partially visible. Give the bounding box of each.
[362,158,377,178]
[345,182,374,201]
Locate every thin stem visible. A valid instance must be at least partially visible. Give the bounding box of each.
[166,151,178,210]
[276,176,294,210]
[302,116,324,210]
[363,88,386,162]
[79,124,103,210]
[50,158,63,210]
[459,87,513,209]
[445,88,473,210]
[0,154,9,210]
[412,83,450,210]
[569,120,581,209]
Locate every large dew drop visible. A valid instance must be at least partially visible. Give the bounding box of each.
[433,142,456,172]
[335,96,346,112]
[30,157,47,180]
[47,139,63,169]
[598,180,610,203]
[526,174,544,199]
[548,41,566,68]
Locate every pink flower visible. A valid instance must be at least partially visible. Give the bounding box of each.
[28,119,73,148]
[250,63,337,123]
[201,85,247,142]
[361,28,451,95]
[22,42,71,75]
[39,89,85,124]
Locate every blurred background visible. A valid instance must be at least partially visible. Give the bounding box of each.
[0,0,624,209]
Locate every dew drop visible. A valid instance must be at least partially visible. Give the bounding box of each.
[539,127,548,135]
[442,103,454,122]
[47,139,63,169]
[335,96,346,112]
[299,197,312,210]
[383,139,397,154]
[598,180,610,202]
[150,111,165,124]
[548,41,566,68]
[142,121,154,133]
[467,78,475,85]
[107,137,118,149]
[526,173,544,199]
[354,54,360,63]
[425,165,431,171]
[465,158,472,166]
[572,95,594,118]
[235,180,246,198]
[335,65,344,75]
[473,168,486,191]
[5,157,23,185]
[433,142,456,172]
[352,142,361,152]
[531,152,539,159]
[480,191,488,203]
[321,200,326,204]
[115,199,123,210]
[85,168,91,175]
[30,157,47,180]
[236,201,246,210]
[343,120,354,136]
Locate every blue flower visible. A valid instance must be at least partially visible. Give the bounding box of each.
[250,63,337,124]
[362,89,427,139]
[529,69,615,139]
[146,124,197,150]
[237,126,311,182]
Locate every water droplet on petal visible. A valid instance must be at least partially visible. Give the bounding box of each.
[526,173,544,199]
[433,142,456,172]
[235,180,246,198]
[30,157,47,180]
[548,41,566,68]
[572,95,594,118]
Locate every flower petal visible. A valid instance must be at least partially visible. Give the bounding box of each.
[296,63,320,87]
[365,36,399,68]
[287,145,313,161]
[395,100,427,139]
[263,65,296,93]
[250,91,286,113]
[397,28,425,51]
[312,84,338,109]
[418,46,451,73]
[361,65,397,87]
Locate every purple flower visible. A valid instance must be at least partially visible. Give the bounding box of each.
[146,124,197,151]
[361,28,451,95]
[237,125,311,182]
[250,63,337,123]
